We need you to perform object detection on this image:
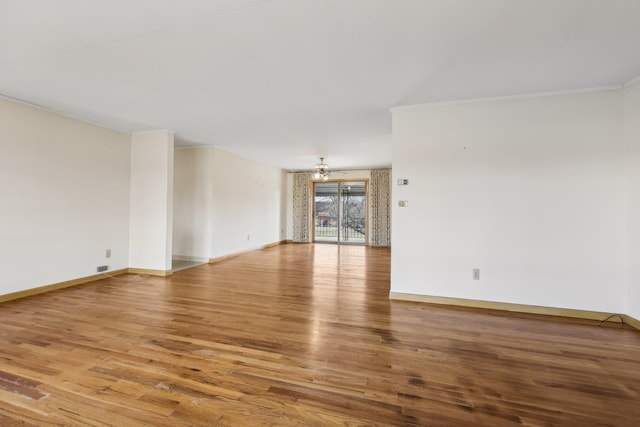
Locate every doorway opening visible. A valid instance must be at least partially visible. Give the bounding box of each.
[313,181,367,245]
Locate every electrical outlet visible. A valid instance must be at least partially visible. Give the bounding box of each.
[247,234,250,240]
[398,200,409,207]
[106,249,111,258]
[472,268,480,280]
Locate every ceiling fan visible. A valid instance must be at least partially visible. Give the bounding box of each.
[313,157,345,181]
[313,157,330,181]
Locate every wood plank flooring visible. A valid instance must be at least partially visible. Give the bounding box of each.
[0,243,639,426]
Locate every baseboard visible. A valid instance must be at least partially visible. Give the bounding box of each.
[0,268,129,304]
[209,240,289,264]
[263,239,289,249]
[209,249,253,264]
[389,292,640,331]
[128,268,172,277]
[171,255,209,263]
[623,315,640,330]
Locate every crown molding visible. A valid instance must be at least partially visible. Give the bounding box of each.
[131,129,176,136]
[0,92,132,135]
[624,74,640,88]
[390,85,623,112]
[0,93,177,137]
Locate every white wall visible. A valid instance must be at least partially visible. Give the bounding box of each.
[285,172,294,240]
[624,81,640,320]
[211,148,286,257]
[172,146,286,260]
[279,167,288,244]
[391,90,627,313]
[129,131,174,271]
[173,146,214,261]
[0,97,130,293]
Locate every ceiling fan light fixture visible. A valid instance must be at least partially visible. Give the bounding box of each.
[313,157,331,181]
[315,157,329,170]
[313,170,330,180]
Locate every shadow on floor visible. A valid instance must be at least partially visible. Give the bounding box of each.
[171,259,207,272]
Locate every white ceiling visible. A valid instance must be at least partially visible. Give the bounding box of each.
[2,0,640,170]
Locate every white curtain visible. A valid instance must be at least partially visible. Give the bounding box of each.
[370,168,391,246]
[292,172,312,243]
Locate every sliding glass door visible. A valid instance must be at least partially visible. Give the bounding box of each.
[313,181,366,245]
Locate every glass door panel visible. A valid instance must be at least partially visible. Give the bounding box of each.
[314,181,366,245]
[314,182,339,243]
[339,181,366,244]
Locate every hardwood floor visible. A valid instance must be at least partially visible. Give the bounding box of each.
[0,244,639,426]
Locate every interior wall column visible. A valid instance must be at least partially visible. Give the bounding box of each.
[129,130,174,274]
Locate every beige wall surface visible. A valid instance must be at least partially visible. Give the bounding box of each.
[391,89,628,314]
[624,81,640,320]
[0,97,131,293]
[173,146,286,261]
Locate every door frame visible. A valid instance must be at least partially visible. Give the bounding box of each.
[311,178,369,245]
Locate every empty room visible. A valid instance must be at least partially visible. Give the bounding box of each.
[1,1,640,425]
